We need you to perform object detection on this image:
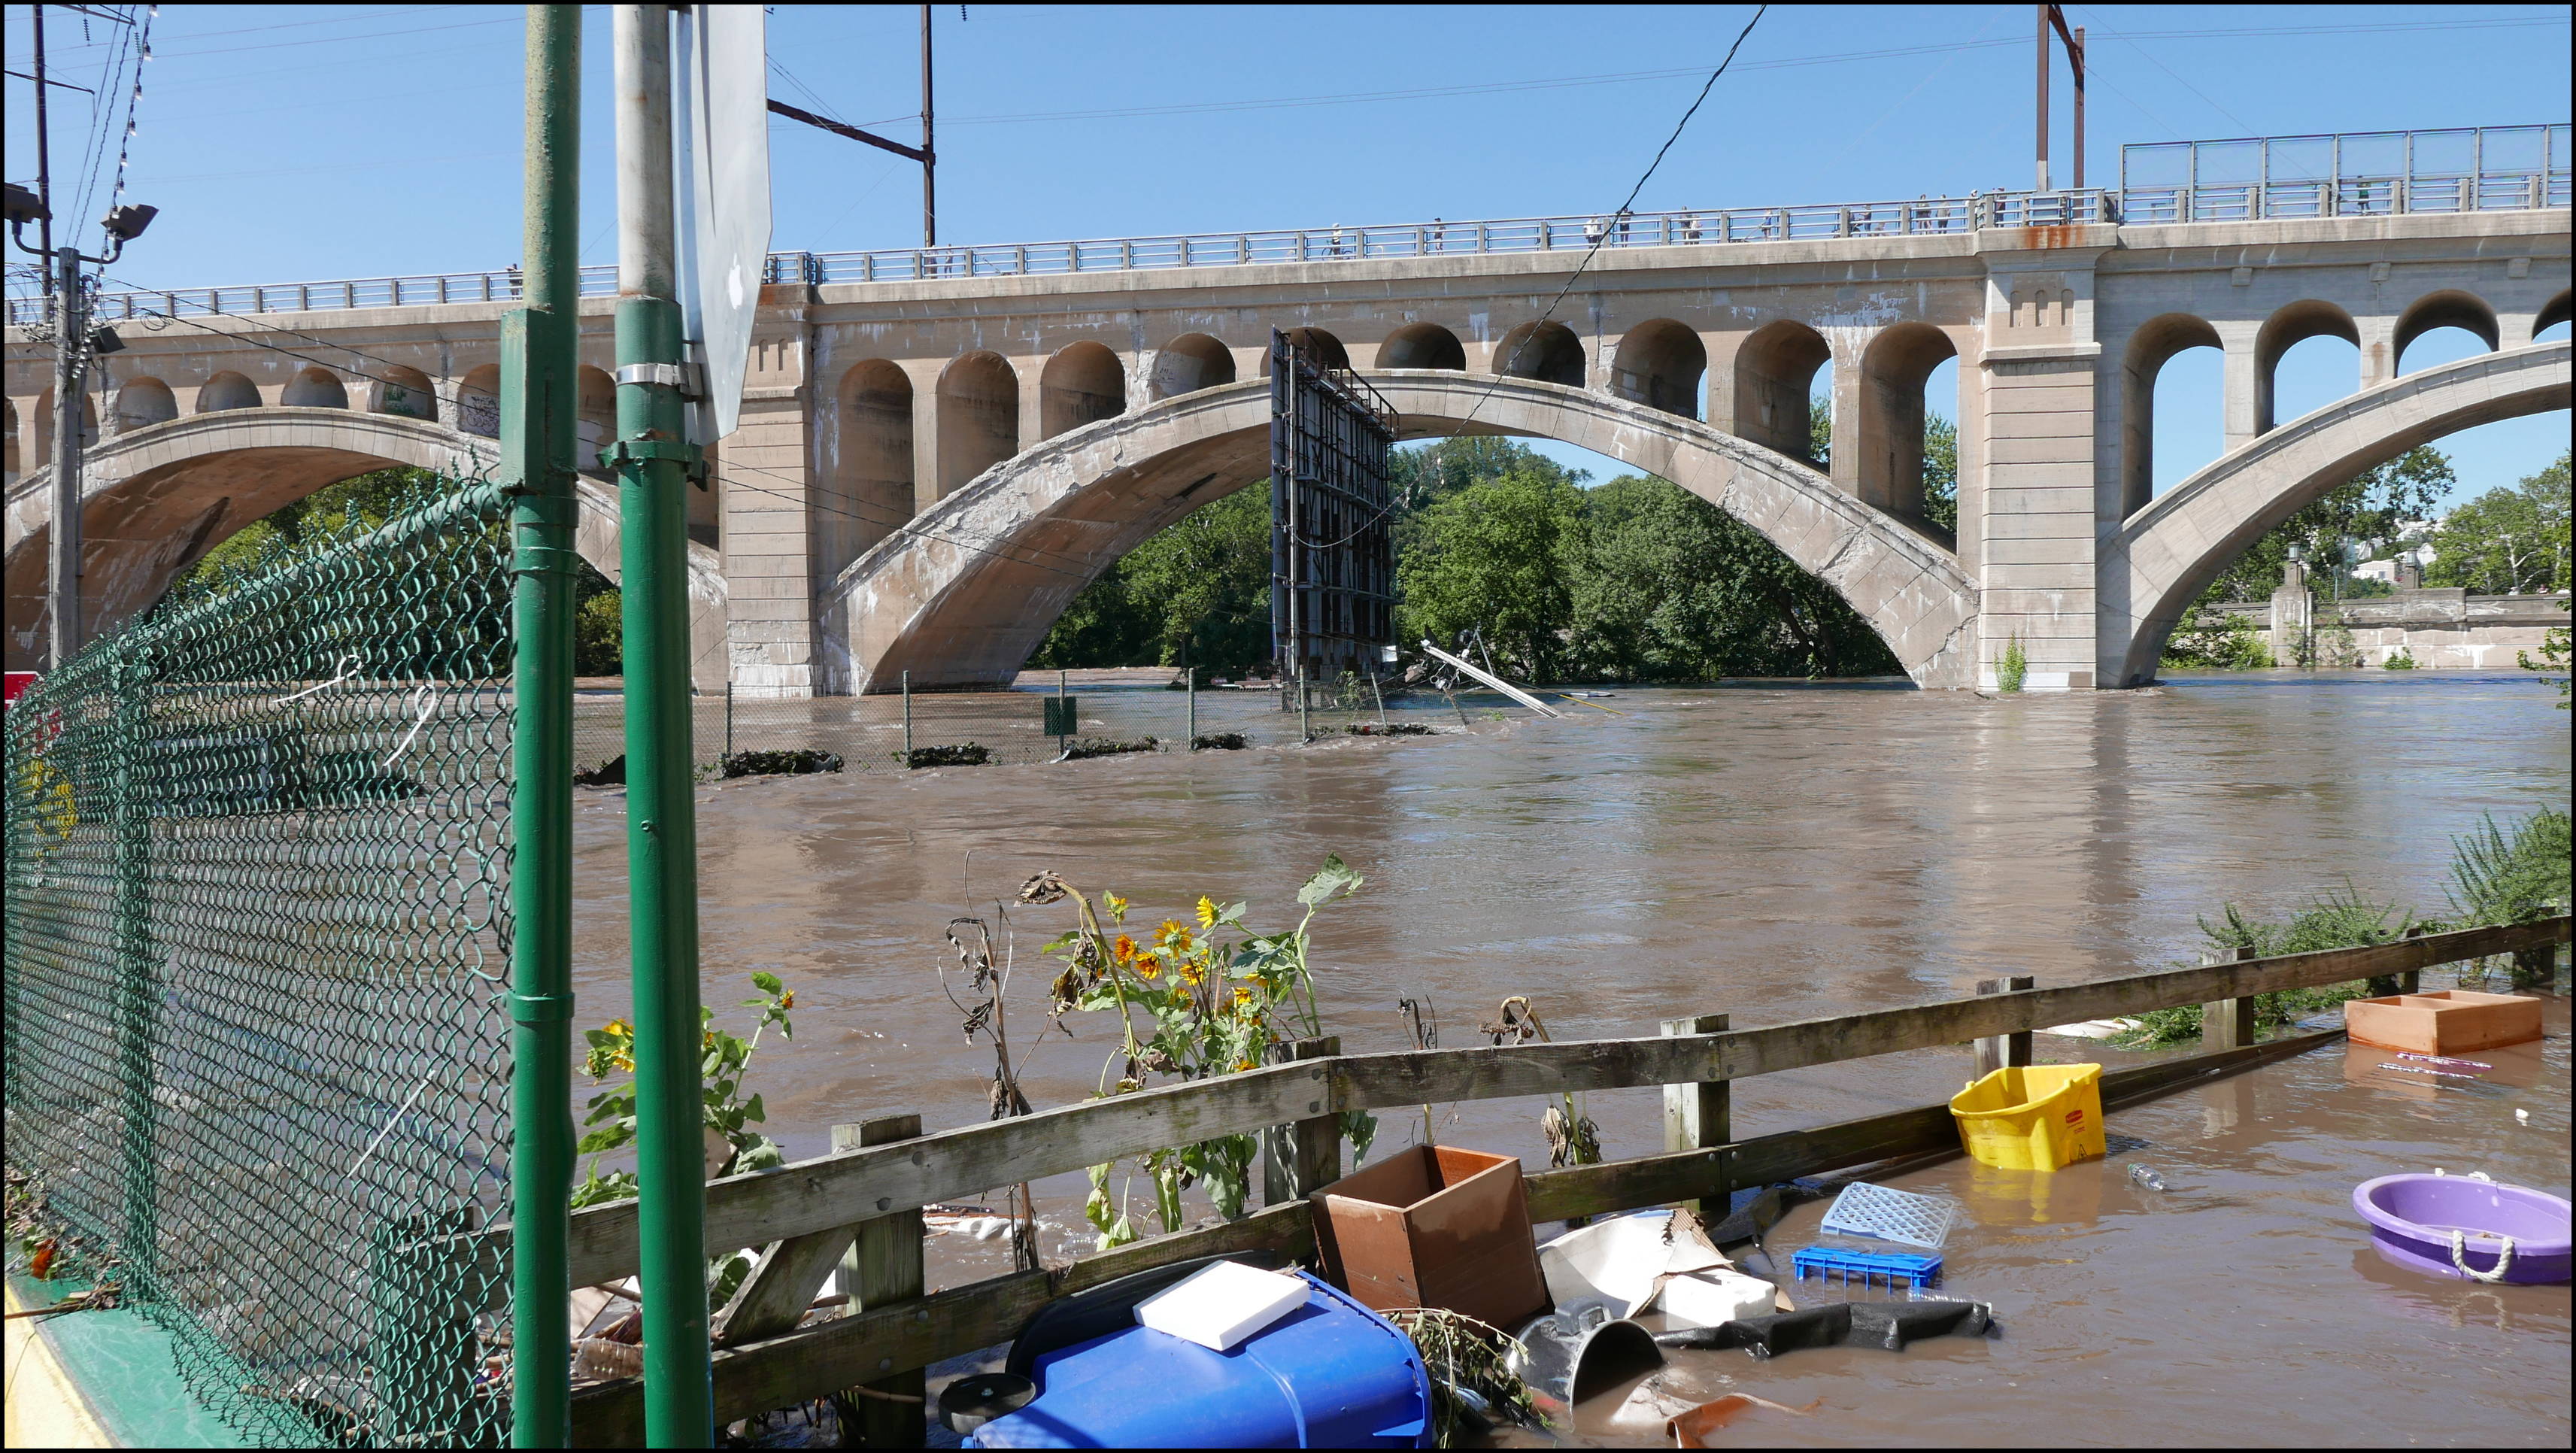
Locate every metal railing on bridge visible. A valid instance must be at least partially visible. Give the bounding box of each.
[11,123,2568,326]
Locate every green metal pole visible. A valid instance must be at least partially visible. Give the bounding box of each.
[612,7,712,1444]
[506,7,581,1447]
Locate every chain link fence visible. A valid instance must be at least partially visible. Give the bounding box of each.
[569,674,1464,778]
[5,478,519,1448]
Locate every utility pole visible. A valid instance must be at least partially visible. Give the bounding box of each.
[2034,5,2050,192]
[921,4,936,245]
[2036,5,2086,192]
[504,5,581,1446]
[12,7,154,670]
[610,5,711,1444]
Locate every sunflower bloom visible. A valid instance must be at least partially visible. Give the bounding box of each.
[1233,1057,1256,1072]
[1112,934,1138,963]
[778,990,794,1009]
[1196,896,1219,930]
[1181,961,1204,985]
[1136,954,1161,979]
[1233,986,1255,1009]
[1106,892,1128,921]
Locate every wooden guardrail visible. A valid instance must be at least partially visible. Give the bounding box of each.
[560,915,2565,1443]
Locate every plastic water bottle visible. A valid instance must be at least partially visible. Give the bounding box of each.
[2128,1165,2168,1192]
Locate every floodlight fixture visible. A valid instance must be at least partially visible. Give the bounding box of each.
[101,204,156,243]
[90,327,124,356]
[4,184,47,226]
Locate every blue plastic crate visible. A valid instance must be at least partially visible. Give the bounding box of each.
[1791,1245,1943,1291]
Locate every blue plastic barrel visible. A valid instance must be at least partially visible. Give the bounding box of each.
[968,1269,1433,1448]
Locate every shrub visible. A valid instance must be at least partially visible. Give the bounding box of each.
[721,749,842,778]
[1345,721,1435,736]
[1189,732,1249,751]
[574,754,625,787]
[904,742,992,769]
[2381,646,2418,670]
[2116,890,2417,1046]
[1061,736,1160,760]
[1997,636,2028,693]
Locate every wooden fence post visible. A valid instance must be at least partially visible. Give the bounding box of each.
[839,1115,927,1447]
[2201,946,2259,1050]
[1974,978,2036,1077]
[1264,1036,1342,1204]
[1660,1014,1728,1224]
[2380,925,2426,996]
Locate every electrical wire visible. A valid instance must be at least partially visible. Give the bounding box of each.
[1294,4,1769,553]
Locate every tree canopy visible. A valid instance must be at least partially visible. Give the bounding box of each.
[2427,450,2570,596]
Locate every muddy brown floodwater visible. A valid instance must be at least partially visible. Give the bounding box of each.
[570,669,2570,1446]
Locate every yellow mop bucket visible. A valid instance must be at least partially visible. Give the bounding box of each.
[1949,1063,2107,1171]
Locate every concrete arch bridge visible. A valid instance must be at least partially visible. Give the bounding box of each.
[2,408,729,682]
[8,137,2568,688]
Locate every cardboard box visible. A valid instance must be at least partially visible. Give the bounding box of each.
[1309,1145,1551,1330]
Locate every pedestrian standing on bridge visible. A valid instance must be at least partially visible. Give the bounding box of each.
[1584,215,1606,247]
[1680,212,1701,244]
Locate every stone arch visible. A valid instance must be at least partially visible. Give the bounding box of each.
[2119,312,2224,515]
[1610,319,1707,420]
[2538,289,2573,340]
[32,387,99,461]
[2103,341,2570,687]
[1147,334,1234,400]
[1039,341,1124,438]
[1493,321,1584,387]
[115,377,179,429]
[936,350,1018,496]
[196,371,260,413]
[1376,322,1466,372]
[2394,290,2500,369]
[2253,300,2360,434]
[281,367,348,409]
[817,372,1974,696]
[1731,320,1832,463]
[375,364,438,420]
[457,363,502,438]
[1855,322,1959,520]
[1258,328,1351,375]
[575,366,617,476]
[824,359,915,579]
[2,408,730,684]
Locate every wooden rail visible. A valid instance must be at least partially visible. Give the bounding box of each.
[557,916,2565,1443]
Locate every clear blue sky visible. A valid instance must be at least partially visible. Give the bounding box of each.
[7,3,2569,504]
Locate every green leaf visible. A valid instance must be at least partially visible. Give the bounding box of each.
[751,971,784,995]
[1297,854,1362,905]
[582,1028,614,1049]
[743,1093,766,1124]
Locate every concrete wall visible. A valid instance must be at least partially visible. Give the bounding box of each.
[8,208,2568,692]
[2201,587,2569,669]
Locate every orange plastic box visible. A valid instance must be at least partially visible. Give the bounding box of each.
[2343,989,2542,1054]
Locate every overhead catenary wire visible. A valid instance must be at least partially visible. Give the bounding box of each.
[1294,4,1769,554]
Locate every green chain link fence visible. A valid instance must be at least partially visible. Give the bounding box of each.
[6,475,519,1448]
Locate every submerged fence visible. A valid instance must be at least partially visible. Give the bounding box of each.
[573,678,1473,777]
[4,479,520,1447]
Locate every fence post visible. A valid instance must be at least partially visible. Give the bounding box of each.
[2201,945,2259,1050]
[836,1115,927,1446]
[724,681,734,760]
[110,655,159,1270]
[1264,1036,1343,1204]
[1660,1014,1728,1224]
[1185,666,1196,749]
[2377,924,2425,996]
[1974,977,2034,1078]
[901,669,913,764]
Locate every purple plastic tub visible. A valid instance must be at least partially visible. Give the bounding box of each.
[2353,1174,2571,1285]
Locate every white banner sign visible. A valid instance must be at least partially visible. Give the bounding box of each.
[672,4,772,446]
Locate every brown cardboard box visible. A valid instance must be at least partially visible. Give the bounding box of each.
[2344,989,2543,1054]
[1309,1145,1552,1330]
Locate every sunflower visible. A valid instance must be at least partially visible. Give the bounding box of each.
[1136,954,1161,979]
[1112,934,1138,963]
[1195,895,1220,930]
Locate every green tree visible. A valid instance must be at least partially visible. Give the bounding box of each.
[1388,438,1585,519]
[2195,445,2455,606]
[1028,487,1270,678]
[2426,450,2571,595]
[1805,400,1956,532]
[1569,474,1898,679]
[1395,467,1585,681]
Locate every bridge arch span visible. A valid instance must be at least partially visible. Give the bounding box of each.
[4,406,729,682]
[2102,340,2571,687]
[817,371,1977,695]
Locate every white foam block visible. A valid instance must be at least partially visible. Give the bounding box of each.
[1133,1260,1309,1351]
[1652,1269,1779,1331]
